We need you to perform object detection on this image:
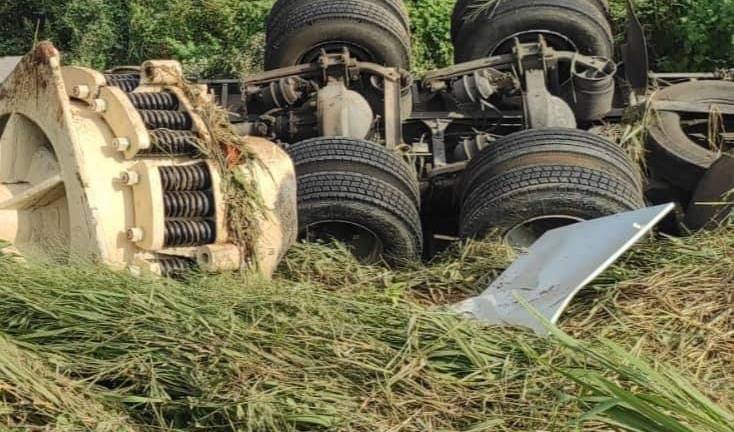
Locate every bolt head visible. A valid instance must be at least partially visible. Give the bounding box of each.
[112,137,131,152]
[118,170,139,186]
[126,227,144,242]
[72,85,91,99]
[91,98,107,113]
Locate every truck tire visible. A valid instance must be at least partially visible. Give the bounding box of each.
[453,0,613,63]
[458,129,644,247]
[287,137,420,206]
[459,128,642,203]
[451,0,610,42]
[267,0,410,37]
[460,165,644,247]
[265,0,411,70]
[684,153,734,231]
[297,171,423,264]
[647,80,734,191]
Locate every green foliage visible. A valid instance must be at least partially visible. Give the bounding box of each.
[0,0,125,69]
[609,0,734,71]
[405,0,455,73]
[0,0,732,76]
[125,0,273,77]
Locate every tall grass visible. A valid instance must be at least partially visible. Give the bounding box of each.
[0,226,732,431]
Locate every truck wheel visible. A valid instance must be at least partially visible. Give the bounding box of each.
[459,129,644,247]
[460,165,644,247]
[453,0,613,63]
[451,0,609,43]
[267,0,410,37]
[265,0,411,70]
[459,128,642,203]
[297,171,423,264]
[287,137,420,206]
[647,80,734,191]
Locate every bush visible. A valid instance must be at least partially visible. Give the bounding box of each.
[0,0,732,76]
[628,0,734,71]
[405,0,454,73]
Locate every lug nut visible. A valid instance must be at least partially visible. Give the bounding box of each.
[127,227,144,242]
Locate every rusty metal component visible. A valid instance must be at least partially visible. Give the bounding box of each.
[620,0,649,93]
[562,57,616,121]
[450,70,501,106]
[317,80,374,139]
[0,43,297,278]
[243,50,407,148]
[523,69,576,129]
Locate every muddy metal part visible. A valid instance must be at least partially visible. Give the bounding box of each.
[0,43,297,277]
[238,39,616,175]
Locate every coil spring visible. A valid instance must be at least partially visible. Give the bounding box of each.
[164,220,216,247]
[105,74,140,93]
[159,164,211,191]
[128,92,179,111]
[164,191,214,218]
[145,130,201,155]
[158,256,196,278]
[139,110,192,130]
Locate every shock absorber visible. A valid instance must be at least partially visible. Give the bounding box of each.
[164,191,215,218]
[123,160,223,255]
[159,163,212,191]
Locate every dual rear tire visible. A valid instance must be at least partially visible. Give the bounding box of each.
[459,129,645,247]
[265,0,411,70]
[287,137,422,264]
[451,0,613,63]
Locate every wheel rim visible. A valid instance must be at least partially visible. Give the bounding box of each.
[675,99,734,152]
[305,219,384,263]
[0,113,70,259]
[298,41,376,65]
[505,215,584,248]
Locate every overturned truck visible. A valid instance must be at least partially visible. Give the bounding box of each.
[218,0,732,263]
[1,0,732,272]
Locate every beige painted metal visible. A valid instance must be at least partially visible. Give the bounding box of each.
[239,137,298,276]
[196,243,242,272]
[61,66,106,102]
[0,43,297,277]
